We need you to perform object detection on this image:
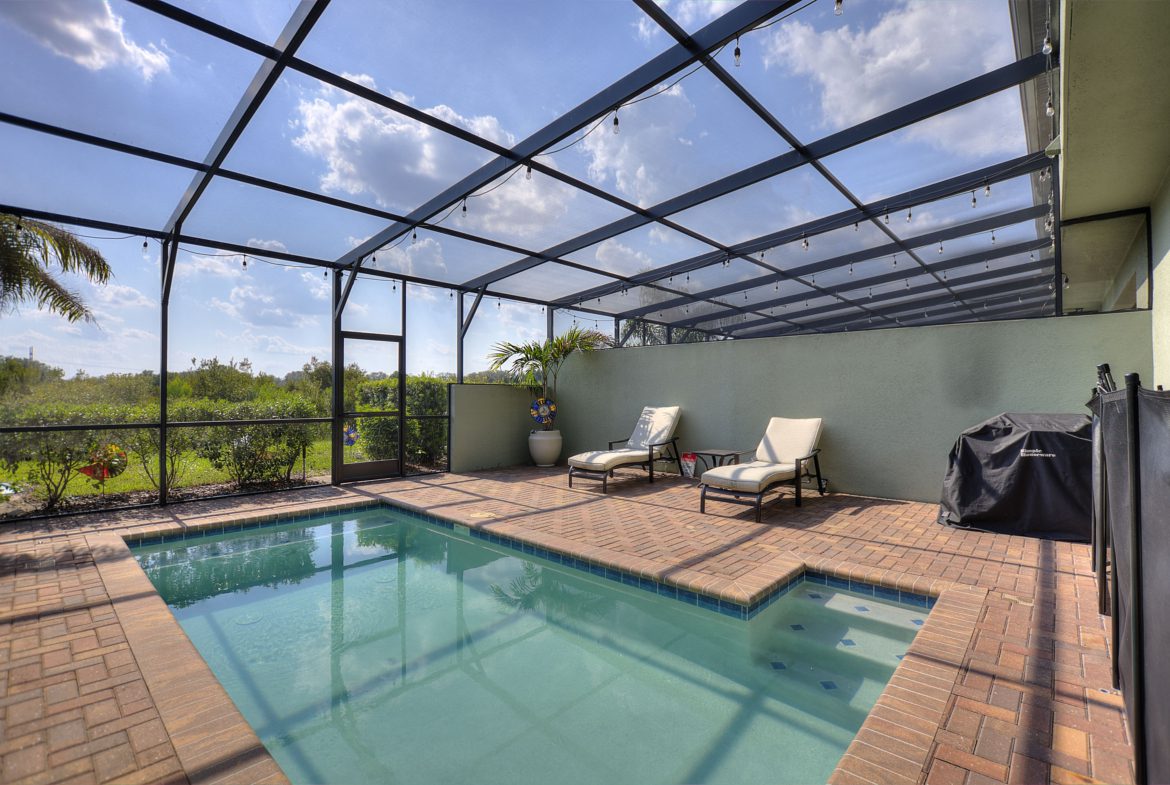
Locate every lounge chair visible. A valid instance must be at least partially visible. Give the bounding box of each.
[567,406,682,493]
[699,417,826,521]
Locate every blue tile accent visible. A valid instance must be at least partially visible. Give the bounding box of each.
[820,681,838,690]
[854,605,870,613]
[770,661,787,670]
[849,579,875,596]
[840,639,856,647]
[129,500,938,625]
[911,619,924,626]
[895,654,905,660]
[789,624,805,631]
[807,592,823,599]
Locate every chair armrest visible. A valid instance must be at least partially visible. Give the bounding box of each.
[608,436,632,449]
[794,447,821,463]
[647,436,679,450]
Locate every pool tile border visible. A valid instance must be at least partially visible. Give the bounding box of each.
[127,499,936,620]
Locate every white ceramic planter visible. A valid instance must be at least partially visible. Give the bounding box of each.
[528,430,563,467]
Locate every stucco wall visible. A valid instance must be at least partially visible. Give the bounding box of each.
[449,383,534,472]
[1150,167,1170,386]
[555,311,1152,502]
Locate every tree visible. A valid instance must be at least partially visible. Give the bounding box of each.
[487,326,611,430]
[1,214,113,323]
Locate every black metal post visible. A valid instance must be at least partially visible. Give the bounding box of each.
[399,279,407,475]
[456,290,464,383]
[1052,163,1063,316]
[546,306,554,342]
[1123,372,1146,785]
[158,237,169,505]
[330,269,343,485]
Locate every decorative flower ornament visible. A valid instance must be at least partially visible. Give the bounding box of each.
[530,397,557,425]
[79,443,127,481]
[343,425,359,446]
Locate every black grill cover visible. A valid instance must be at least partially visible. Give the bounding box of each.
[938,412,1091,541]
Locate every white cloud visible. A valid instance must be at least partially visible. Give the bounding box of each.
[291,76,581,247]
[591,239,655,277]
[120,327,155,342]
[176,252,244,280]
[91,283,155,309]
[0,0,169,81]
[300,270,331,301]
[763,1,1018,157]
[368,236,448,279]
[210,284,317,329]
[581,83,696,206]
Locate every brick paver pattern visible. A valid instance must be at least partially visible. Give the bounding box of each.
[0,467,1132,785]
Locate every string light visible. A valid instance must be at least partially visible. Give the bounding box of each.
[892,254,898,268]
[801,234,809,251]
[868,287,873,299]
[971,191,977,208]
[848,262,853,276]
[734,37,741,67]
[1045,94,1055,117]
[1042,24,1054,55]
[984,182,992,198]
[906,208,912,223]
[612,111,620,135]
[323,269,328,279]
[141,239,149,260]
[1063,273,1070,289]
[853,222,858,231]
[241,255,247,269]
[938,241,944,254]
[834,0,843,14]
[411,227,418,245]
[942,270,948,281]
[461,199,467,218]
[991,228,996,244]
[883,209,889,224]
[525,164,532,181]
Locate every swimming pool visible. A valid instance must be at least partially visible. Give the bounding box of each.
[132,505,929,785]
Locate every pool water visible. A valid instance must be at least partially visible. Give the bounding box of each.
[133,508,927,785]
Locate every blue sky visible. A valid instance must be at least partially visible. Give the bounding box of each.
[0,0,1039,379]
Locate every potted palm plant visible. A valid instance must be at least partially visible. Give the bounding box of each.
[488,326,611,466]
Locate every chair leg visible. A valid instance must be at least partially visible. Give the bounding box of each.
[649,453,655,484]
[755,493,762,522]
[814,455,826,495]
[700,485,707,514]
[568,467,574,488]
[602,473,608,494]
[794,473,802,507]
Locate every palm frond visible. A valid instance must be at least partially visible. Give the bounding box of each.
[0,214,112,323]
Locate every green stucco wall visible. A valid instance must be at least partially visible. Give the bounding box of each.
[1150,169,1170,386]
[555,312,1152,502]
[449,383,535,472]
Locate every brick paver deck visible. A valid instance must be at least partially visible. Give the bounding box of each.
[0,468,1132,785]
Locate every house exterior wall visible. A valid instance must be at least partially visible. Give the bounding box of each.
[1150,168,1170,386]
[553,311,1152,502]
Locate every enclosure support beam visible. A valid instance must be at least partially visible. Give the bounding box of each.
[456,293,464,383]
[158,235,177,506]
[330,269,343,486]
[1052,163,1063,316]
[158,0,330,235]
[546,307,555,343]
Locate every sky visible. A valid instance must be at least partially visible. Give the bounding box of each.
[0,0,1042,379]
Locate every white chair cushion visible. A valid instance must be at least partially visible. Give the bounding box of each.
[568,448,659,472]
[755,417,822,465]
[626,405,681,451]
[701,460,800,493]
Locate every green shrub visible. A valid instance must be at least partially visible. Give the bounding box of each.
[193,398,318,487]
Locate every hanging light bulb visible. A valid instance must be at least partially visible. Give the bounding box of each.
[141,239,149,260]
[744,291,748,301]
[853,222,858,231]
[372,254,377,264]
[734,37,741,67]
[906,207,912,223]
[1029,251,1036,262]
[971,191,977,208]
[461,199,467,219]
[1063,273,1070,289]
[525,164,532,181]
[905,278,910,290]
[991,228,996,244]
[883,209,889,224]
[942,270,948,281]
[834,0,843,15]
[612,111,620,135]
[868,287,873,299]
[1045,94,1055,117]
[848,262,853,276]
[810,274,816,285]
[411,227,418,245]
[1042,24,1054,55]
[323,269,328,279]
[984,182,992,198]
[985,259,990,271]
[497,299,501,309]
[892,254,897,267]
[801,234,809,251]
[241,255,247,269]
[449,290,453,299]
[938,241,944,255]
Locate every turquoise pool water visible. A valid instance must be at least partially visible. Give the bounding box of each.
[133,507,928,785]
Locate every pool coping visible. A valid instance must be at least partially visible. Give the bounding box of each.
[92,494,988,785]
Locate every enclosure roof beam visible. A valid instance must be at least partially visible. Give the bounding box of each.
[669,237,1051,329]
[153,0,330,235]
[462,54,1047,291]
[554,153,1049,309]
